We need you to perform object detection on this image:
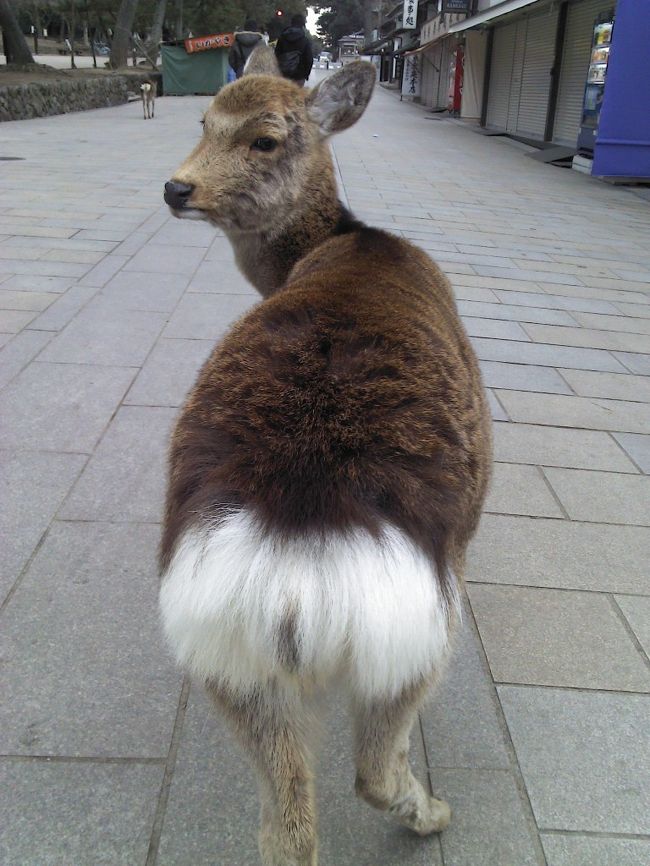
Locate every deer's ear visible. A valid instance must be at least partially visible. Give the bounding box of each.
[306,61,376,136]
[243,45,281,77]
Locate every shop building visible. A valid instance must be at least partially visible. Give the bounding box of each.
[460,0,650,177]
[399,0,649,179]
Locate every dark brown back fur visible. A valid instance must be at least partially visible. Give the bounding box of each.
[161,225,492,602]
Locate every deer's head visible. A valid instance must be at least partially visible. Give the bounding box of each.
[164,51,375,234]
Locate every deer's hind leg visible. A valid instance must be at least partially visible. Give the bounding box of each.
[353,681,451,836]
[208,681,318,866]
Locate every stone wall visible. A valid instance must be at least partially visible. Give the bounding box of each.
[0,73,160,122]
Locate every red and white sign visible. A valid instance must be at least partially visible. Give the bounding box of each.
[185,33,234,54]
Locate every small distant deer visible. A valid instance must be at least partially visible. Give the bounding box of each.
[140,81,155,119]
[161,49,491,866]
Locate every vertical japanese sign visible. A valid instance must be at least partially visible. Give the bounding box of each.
[402,0,417,30]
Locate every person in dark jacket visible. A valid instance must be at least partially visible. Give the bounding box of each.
[228,19,263,79]
[274,14,313,86]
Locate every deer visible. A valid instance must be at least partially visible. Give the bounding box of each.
[140,80,155,120]
[160,49,492,866]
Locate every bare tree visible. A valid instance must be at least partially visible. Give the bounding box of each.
[110,0,139,68]
[0,0,35,63]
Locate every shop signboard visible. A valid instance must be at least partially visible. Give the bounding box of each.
[185,32,234,54]
[402,0,417,29]
[441,0,470,12]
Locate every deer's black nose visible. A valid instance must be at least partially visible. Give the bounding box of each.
[164,181,194,209]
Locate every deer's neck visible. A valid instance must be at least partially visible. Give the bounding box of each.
[228,171,355,297]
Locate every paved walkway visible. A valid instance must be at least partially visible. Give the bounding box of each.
[1,75,649,866]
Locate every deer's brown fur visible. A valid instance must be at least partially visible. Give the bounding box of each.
[160,51,491,866]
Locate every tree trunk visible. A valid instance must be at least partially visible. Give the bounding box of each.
[69,1,76,69]
[362,0,374,45]
[110,0,139,68]
[32,3,40,54]
[146,0,166,63]
[0,0,35,64]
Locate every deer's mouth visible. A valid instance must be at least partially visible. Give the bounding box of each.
[169,206,208,221]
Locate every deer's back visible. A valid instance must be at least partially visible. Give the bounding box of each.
[162,228,491,575]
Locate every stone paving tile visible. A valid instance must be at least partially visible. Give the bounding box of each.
[615,595,650,659]
[0,521,180,757]
[0,362,134,453]
[0,289,58,311]
[78,254,131,288]
[524,323,650,354]
[152,218,217,248]
[615,300,650,318]
[474,265,582,286]
[451,285,500,303]
[495,390,650,434]
[484,463,564,518]
[40,298,166,367]
[60,405,176,523]
[461,316,530,341]
[544,468,650,525]
[433,769,541,866]
[163,292,256,340]
[457,299,576,326]
[613,433,650,473]
[0,329,53,390]
[0,451,86,602]
[125,338,214,408]
[541,834,650,866]
[468,585,650,692]
[158,688,443,866]
[538,281,650,305]
[0,258,90,278]
[471,338,625,372]
[467,514,650,594]
[492,421,637,472]
[485,389,508,420]
[26,285,99,332]
[572,310,650,335]
[494,289,617,314]
[99,270,189,313]
[419,616,511,771]
[123,243,206,276]
[187,258,256,294]
[0,274,74,293]
[558,368,650,403]
[0,309,37,332]
[0,760,163,866]
[498,687,650,834]
[480,360,573,394]
[614,351,650,375]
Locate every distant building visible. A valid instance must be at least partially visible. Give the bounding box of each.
[337,32,365,65]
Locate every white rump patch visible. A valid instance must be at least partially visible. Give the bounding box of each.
[159,511,459,700]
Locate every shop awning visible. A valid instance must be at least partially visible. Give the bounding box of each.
[447,0,546,34]
[404,36,442,57]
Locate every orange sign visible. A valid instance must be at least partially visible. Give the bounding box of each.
[185,33,234,54]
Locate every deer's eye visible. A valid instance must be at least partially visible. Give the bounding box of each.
[199,119,205,127]
[251,137,277,152]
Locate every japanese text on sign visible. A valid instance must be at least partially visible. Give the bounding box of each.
[402,0,417,30]
[185,33,234,54]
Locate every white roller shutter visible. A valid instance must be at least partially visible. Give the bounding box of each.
[506,20,527,132]
[553,0,616,145]
[486,23,517,130]
[436,38,452,109]
[516,7,559,139]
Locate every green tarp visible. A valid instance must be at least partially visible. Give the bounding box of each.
[161,45,229,96]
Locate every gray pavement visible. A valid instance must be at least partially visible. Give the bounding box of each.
[1,74,649,866]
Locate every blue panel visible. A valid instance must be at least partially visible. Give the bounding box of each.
[592,0,650,178]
